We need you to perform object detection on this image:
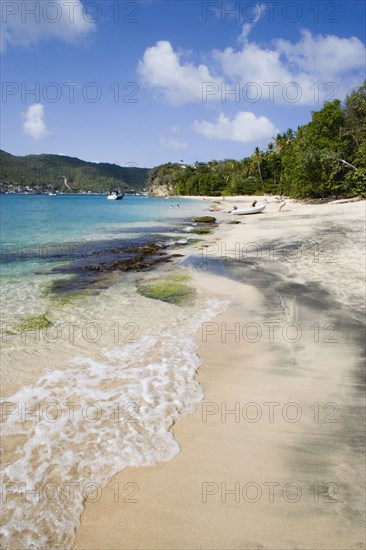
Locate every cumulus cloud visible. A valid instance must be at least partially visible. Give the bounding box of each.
[213,42,290,85]
[138,40,217,105]
[214,30,365,104]
[193,111,278,143]
[138,30,365,106]
[274,30,366,80]
[22,104,51,140]
[1,0,95,51]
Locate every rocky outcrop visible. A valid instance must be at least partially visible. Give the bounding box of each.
[147,163,181,196]
[149,176,174,196]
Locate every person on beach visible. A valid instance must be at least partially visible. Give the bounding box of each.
[275,195,286,212]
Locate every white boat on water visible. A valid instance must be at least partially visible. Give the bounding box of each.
[232,202,266,215]
[107,190,124,200]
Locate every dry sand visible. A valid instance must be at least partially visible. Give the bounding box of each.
[74,197,365,549]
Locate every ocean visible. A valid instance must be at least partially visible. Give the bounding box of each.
[1,194,204,321]
[0,194,227,549]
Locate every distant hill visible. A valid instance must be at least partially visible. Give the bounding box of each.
[0,150,150,193]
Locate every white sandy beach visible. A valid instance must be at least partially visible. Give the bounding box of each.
[73,197,365,549]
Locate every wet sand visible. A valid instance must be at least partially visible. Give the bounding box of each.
[74,198,365,549]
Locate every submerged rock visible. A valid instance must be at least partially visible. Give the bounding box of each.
[80,243,169,272]
[10,314,52,334]
[192,216,216,223]
[137,274,195,305]
[46,239,187,299]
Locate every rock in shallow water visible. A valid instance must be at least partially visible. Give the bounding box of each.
[192,216,216,223]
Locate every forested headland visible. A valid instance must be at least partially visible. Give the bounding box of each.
[148,82,366,199]
[0,151,150,194]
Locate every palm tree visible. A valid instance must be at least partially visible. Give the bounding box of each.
[253,147,264,184]
[274,129,295,153]
[266,142,280,187]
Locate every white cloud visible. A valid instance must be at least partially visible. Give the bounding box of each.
[22,103,51,140]
[275,30,366,80]
[138,40,217,105]
[238,3,267,43]
[214,30,365,104]
[213,43,290,85]
[138,31,365,107]
[193,112,278,143]
[1,0,95,51]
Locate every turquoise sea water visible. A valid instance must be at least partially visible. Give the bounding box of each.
[0,194,227,549]
[1,193,200,249]
[0,194,203,315]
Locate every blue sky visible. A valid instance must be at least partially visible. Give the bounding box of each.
[1,0,365,168]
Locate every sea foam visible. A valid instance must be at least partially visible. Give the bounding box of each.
[0,297,228,549]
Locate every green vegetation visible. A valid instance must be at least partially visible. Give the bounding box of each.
[147,82,366,199]
[137,273,195,305]
[10,314,52,334]
[0,151,150,193]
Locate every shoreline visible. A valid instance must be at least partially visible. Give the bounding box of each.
[1,196,364,548]
[73,198,365,549]
[0,197,207,400]
[1,196,221,549]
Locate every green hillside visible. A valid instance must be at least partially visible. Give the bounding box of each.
[0,150,150,193]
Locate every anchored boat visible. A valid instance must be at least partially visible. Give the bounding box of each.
[107,190,124,200]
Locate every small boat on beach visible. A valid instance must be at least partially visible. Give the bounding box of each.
[107,190,124,200]
[232,202,266,215]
